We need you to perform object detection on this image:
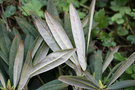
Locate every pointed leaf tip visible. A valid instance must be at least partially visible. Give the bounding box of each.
[69,3,87,71]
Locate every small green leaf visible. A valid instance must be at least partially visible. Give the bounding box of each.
[114,52,126,61]
[119,7,131,15]
[127,35,135,44]
[131,74,135,79]
[78,11,86,19]
[112,13,122,21]
[126,66,133,74]
[132,64,135,72]
[111,13,124,24]
[99,32,116,47]
[116,18,124,24]
[21,0,45,17]
[94,9,108,28]
[3,5,16,18]
[117,27,128,36]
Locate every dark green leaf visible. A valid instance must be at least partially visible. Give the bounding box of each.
[127,35,135,44]
[24,34,34,57]
[0,22,11,61]
[93,50,103,80]
[47,0,61,23]
[99,32,116,47]
[15,17,38,37]
[108,80,135,89]
[3,5,16,18]
[36,80,68,90]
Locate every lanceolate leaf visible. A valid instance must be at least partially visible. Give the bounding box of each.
[24,34,34,57]
[33,42,49,65]
[102,46,119,73]
[0,22,11,64]
[18,52,32,90]
[36,80,68,90]
[70,4,87,71]
[109,52,135,85]
[45,11,73,50]
[94,50,103,81]
[59,76,99,90]
[45,12,78,65]
[31,49,76,77]
[104,62,122,84]
[31,36,43,58]
[13,41,24,88]
[9,35,21,83]
[64,12,74,43]
[33,16,76,69]
[108,80,135,89]
[45,12,73,49]
[33,17,60,51]
[87,0,96,51]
